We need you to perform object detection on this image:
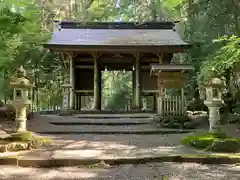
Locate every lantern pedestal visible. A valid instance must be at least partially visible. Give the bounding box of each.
[11,94,32,132]
[204,100,223,132]
[10,66,34,133]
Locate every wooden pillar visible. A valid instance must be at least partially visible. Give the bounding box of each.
[158,76,164,115]
[69,56,75,109]
[98,68,102,110]
[157,53,164,114]
[72,59,76,109]
[75,93,81,110]
[181,88,185,115]
[93,55,101,110]
[135,56,141,109]
[132,70,136,106]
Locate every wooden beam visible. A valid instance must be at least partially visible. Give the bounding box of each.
[75,90,94,93]
[142,90,158,93]
[49,45,188,53]
[75,56,163,63]
[76,65,94,69]
[74,65,151,70]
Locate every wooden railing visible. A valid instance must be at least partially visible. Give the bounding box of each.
[157,96,186,115]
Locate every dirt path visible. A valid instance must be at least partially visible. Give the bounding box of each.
[0,163,239,180]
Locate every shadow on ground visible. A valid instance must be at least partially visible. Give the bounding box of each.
[0,163,239,180]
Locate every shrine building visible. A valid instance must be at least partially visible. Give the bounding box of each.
[44,21,194,114]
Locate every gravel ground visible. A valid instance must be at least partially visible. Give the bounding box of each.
[0,163,239,180]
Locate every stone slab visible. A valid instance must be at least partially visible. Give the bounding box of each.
[50,122,150,125]
[36,129,195,135]
[76,113,155,118]
[0,155,240,167]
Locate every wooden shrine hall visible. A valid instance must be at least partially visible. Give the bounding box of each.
[44,21,193,113]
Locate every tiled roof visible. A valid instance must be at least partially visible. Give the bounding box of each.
[47,28,189,47]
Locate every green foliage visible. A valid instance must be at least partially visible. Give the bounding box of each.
[0,0,239,110]
[199,36,240,83]
[0,1,64,110]
[182,132,240,152]
[0,8,26,33]
[186,99,208,111]
[103,71,132,110]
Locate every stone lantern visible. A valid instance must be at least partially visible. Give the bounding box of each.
[61,84,71,110]
[204,77,224,132]
[10,66,34,132]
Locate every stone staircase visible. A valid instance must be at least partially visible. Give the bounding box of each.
[1,113,238,167]
[30,113,194,134]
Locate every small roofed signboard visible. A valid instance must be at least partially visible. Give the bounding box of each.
[150,64,194,88]
[158,77,185,88]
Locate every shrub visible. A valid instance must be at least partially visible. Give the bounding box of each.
[229,116,240,124]
[0,101,33,121]
[187,99,208,111]
[0,100,4,107]
[182,132,240,153]
[207,139,240,153]
[153,115,195,129]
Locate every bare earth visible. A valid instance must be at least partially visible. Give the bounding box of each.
[1,114,200,159]
[0,113,240,180]
[0,163,239,180]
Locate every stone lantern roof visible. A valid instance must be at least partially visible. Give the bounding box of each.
[10,66,34,88]
[204,77,225,88]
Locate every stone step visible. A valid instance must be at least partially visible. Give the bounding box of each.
[76,113,154,119]
[36,129,194,135]
[49,117,152,125]
[50,121,150,126]
[1,153,239,167]
[30,122,196,135]
[77,116,153,119]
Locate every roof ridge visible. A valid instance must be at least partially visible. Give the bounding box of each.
[56,21,175,30]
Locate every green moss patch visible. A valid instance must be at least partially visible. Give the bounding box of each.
[182,132,240,153]
[0,131,52,152]
[154,115,196,129]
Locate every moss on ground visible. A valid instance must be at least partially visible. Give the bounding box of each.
[0,131,52,152]
[182,132,240,153]
[182,153,240,159]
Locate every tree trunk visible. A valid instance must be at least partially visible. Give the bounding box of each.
[231,0,240,35]
[151,0,157,21]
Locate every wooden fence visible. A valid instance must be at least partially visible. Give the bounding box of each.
[75,95,93,110]
[157,96,186,115]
